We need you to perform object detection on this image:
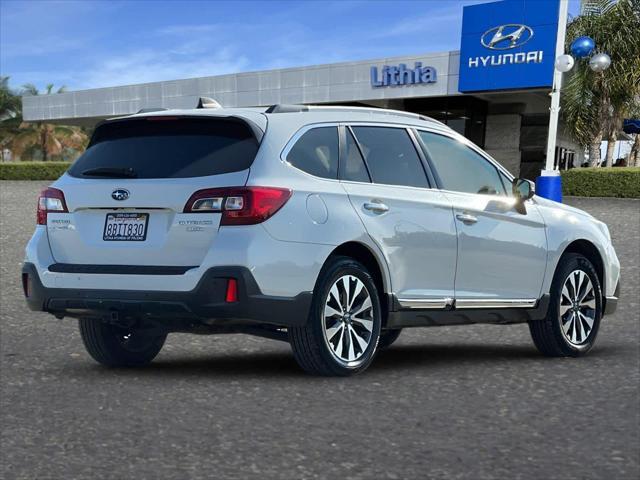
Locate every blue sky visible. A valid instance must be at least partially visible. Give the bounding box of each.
[1,0,580,92]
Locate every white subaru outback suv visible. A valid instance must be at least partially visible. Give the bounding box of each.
[23,103,620,376]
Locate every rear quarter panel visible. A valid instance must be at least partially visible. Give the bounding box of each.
[246,117,393,293]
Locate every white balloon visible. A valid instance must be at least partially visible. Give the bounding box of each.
[589,53,611,72]
[555,54,575,72]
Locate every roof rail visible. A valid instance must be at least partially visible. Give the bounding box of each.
[136,107,169,114]
[265,104,308,113]
[197,97,222,109]
[264,104,441,124]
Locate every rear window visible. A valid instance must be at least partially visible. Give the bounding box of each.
[351,126,429,188]
[286,127,339,179]
[68,117,260,179]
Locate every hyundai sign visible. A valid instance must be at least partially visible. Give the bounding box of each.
[459,0,560,92]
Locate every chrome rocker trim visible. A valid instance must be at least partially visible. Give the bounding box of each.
[396,297,537,310]
[397,298,454,309]
[454,298,538,309]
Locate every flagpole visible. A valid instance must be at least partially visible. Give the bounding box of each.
[537,0,570,202]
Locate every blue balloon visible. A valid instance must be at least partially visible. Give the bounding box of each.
[571,36,595,58]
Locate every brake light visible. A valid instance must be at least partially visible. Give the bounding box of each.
[37,188,68,225]
[225,278,238,303]
[183,187,292,225]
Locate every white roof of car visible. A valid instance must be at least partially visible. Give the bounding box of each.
[111,104,451,135]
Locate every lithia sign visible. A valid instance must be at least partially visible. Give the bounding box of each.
[370,62,437,88]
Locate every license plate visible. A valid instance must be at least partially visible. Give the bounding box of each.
[103,213,149,241]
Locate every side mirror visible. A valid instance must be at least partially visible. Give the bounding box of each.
[512,178,534,202]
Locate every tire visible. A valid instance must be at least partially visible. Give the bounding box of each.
[78,318,167,367]
[529,253,602,357]
[378,329,402,350]
[289,256,382,376]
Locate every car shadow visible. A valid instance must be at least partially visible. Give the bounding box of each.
[66,342,609,380]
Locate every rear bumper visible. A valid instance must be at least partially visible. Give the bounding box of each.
[22,262,312,327]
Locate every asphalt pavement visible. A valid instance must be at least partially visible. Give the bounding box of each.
[1,181,638,480]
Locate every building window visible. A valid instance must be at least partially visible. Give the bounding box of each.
[404,96,487,148]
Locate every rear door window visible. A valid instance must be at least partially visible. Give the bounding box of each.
[286,127,339,179]
[68,117,259,179]
[340,129,371,183]
[351,126,429,188]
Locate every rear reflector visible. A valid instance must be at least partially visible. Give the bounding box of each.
[184,187,291,225]
[37,187,68,225]
[225,278,238,303]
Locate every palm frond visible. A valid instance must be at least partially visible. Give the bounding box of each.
[21,83,39,96]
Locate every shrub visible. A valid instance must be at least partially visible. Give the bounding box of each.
[561,167,640,198]
[0,162,71,181]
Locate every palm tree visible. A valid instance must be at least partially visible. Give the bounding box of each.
[7,83,88,161]
[627,102,640,167]
[561,0,640,167]
[21,83,67,96]
[0,76,21,120]
[0,76,22,161]
[9,123,88,161]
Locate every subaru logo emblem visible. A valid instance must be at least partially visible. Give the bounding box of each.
[481,24,534,50]
[111,189,130,201]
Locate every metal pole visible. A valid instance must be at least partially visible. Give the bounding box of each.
[544,0,570,171]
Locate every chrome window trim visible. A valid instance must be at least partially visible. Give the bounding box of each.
[278,121,528,203]
[280,121,445,192]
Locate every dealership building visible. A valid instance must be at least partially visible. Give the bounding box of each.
[22,0,580,179]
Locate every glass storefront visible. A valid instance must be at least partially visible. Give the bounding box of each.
[404,96,487,148]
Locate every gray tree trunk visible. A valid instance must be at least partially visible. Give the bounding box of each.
[605,132,617,167]
[589,141,602,167]
[631,135,640,167]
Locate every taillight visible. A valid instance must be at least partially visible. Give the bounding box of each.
[183,187,291,226]
[225,278,238,303]
[37,187,68,225]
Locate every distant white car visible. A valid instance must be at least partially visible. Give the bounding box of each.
[23,104,620,376]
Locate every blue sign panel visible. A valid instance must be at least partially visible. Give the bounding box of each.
[459,0,560,92]
[371,62,437,88]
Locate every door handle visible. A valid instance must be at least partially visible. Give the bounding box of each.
[456,213,478,225]
[363,201,389,214]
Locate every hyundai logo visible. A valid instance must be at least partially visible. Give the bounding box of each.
[111,189,130,201]
[481,24,534,50]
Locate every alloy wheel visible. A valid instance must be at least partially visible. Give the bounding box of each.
[559,269,597,346]
[322,275,374,365]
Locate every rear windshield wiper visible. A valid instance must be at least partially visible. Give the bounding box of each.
[82,167,138,178]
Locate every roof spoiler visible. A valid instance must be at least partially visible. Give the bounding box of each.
[197,97,223,109]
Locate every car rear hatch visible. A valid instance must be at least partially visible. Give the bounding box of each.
[45,115,262,268]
